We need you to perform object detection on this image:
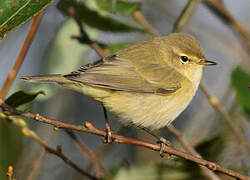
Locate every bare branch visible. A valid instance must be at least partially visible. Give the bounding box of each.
[133,10,158,36]
[0,110,99,180]
[65,130,112,180]
[0,102,249,180]
[199,82,250,150]
[67,6,106,58]
[173,0,201,33]
[203,0,250,52]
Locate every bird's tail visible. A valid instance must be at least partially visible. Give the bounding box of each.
[21,74,70,83]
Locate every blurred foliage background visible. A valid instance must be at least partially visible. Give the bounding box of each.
[0,0,250,179]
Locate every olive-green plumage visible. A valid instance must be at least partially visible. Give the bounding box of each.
[22,33,215,129]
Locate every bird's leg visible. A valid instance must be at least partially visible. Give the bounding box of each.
[140,127,170,157]
[102,106,112,143]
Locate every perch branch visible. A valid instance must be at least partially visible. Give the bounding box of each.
[0,101,248,180]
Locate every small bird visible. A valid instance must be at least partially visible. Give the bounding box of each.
[22,33,216,146]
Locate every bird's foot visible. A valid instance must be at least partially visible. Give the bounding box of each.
[103,123,112,143]
[157,137,171,157]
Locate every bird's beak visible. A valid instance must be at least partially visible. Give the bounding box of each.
[197,59,216,66]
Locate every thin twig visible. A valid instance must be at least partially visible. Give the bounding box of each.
[0,111,99,180]
[199,82,250,150]
[0,102,248,180]
[133,10,158,36]
[67,6,106,58]
[0,12,44,99]
[65,130,112,180]
[26,150,46,180]
[203,0,250,52]
[173,0,201,33]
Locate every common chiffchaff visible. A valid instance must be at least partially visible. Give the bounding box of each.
[22,33,216,130]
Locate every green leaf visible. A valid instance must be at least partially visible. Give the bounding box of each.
[0,0,53,39]
[5,90,45,108]
[94,0,140,16]
[231,66,250,115]
[57,0,142,32]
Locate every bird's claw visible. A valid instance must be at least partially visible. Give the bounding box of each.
[157,137,171,157]
[103,123,112,143]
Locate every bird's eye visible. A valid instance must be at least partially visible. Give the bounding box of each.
[180,56,189,63]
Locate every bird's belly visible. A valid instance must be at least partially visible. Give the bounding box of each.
[103,88,196,129]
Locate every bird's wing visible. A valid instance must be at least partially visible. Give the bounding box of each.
[65,41,188,95]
